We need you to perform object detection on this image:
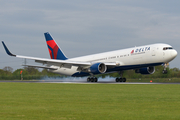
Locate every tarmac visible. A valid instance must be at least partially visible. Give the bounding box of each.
[0,79,180,84]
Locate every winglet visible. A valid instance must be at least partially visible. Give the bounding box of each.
[2,41,16,56]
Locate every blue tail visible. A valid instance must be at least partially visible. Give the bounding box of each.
[44,32,68,60]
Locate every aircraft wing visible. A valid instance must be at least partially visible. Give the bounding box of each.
[22,65,58,70]
[2,41,117,69]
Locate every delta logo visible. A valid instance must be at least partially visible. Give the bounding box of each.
[131,50,134,54]
[131,47,151,54]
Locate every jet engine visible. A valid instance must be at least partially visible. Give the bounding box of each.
[135,66,155,75]
[89,63,107,74]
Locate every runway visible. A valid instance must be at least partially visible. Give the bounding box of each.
[0,79,180,84]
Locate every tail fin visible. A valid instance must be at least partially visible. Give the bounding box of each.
[44,32,68,60]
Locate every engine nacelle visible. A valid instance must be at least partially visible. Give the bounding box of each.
[89,63,107,74]
[135,66,155,75]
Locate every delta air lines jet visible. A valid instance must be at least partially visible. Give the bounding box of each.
[2,32,177,82]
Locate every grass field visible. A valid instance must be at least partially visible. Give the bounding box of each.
[127,78,180,83]
[0,83,180,120]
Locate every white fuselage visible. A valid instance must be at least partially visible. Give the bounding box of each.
[49,43,177,77]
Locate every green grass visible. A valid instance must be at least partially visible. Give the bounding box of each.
[0,83,180,120]
[127,78,180,83]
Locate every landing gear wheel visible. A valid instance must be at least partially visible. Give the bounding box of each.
[94,77,98,82]
[116,78,119,82]
[122,78,126,82]
[116,71,126,82]
[87,77,98,82]
[87,77,90,82]
[163,70,168,74]
[91,78,94,82]
[162,63,168,74]
[115,78,126,82]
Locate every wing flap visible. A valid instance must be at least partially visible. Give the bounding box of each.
[22,65,58,70]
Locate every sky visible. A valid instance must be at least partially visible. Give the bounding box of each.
[0,0,180,71]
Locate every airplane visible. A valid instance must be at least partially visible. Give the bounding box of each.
[2,32,178,82]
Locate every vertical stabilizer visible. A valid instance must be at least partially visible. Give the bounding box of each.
[44,32,68,60]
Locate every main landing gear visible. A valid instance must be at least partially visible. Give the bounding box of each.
[116,71,126,82]
[87,77,98,82]
[115,78,126,82]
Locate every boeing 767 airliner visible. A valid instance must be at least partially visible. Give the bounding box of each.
[2,32,178,82]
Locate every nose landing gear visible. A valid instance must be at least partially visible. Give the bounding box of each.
[163,70,168,74]
[162,63,168,74]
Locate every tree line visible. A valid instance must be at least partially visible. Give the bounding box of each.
[0,67,62,80]
[0,65,180,80]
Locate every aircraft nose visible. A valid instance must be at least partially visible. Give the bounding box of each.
[171,50,178,58]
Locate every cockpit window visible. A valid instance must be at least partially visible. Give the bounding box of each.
[163,47,173,50]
